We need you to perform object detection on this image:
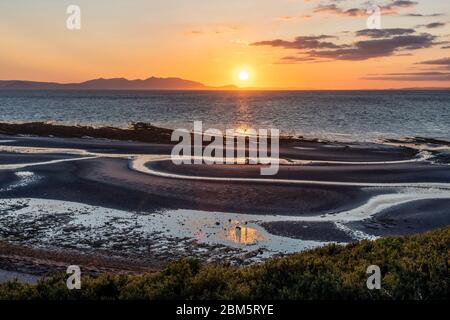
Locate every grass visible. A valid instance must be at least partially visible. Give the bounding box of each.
[0,227,448,300]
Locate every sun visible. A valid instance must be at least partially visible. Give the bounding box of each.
[239,70,250,81]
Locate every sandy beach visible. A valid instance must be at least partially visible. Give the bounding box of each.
[0,123,449,280]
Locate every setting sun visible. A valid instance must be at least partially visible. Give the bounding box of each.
[239,70,249,81]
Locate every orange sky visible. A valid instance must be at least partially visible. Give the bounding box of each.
[0,0,449,89]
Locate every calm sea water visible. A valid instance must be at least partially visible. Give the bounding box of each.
[0,90,449,142]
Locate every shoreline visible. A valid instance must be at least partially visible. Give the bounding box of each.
[0,124,449,279]
[3,121,450,147]
[0,121,311,146]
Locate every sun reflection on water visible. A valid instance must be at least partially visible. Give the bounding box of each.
[225,224,265,245]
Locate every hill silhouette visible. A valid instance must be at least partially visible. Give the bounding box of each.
[0,76,238,90]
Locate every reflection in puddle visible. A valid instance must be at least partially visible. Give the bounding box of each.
[225,224,265,245]
[0,198,325,264]
[226,226,263,245]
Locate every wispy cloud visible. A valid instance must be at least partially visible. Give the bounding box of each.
[363,57,450,80]
[362,72,450,81]
[356,28,415,38]
[403,13,444,17]
[416,22,447,29]
[314,0,418,17]
[275,56,319,64]
[417,57,450,66]
[252,35,344,50]
[184,25,241,36]
[277,14,312,22]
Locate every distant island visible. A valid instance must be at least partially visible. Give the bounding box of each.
[0,76,238,91]
[0,77,448,91]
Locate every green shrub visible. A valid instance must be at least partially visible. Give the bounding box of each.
[1,227,448,300]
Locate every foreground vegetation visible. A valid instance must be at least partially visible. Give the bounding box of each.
[1,227,448,300]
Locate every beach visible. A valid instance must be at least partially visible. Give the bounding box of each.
[0,123,449,281]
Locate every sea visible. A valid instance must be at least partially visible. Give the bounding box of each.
[0,90,449,142]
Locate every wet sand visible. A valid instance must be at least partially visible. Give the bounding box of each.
[0,128,449,276]
[349,198,450,236]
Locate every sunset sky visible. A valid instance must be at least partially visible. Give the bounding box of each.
[1,0,449,89]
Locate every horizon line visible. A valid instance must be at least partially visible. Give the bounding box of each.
[1,76,450,91]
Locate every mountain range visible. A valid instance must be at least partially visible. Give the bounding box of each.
[0,77,448,91]
[0,77,237,90]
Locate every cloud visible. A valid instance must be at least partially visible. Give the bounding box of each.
[385,0,418,9]
[362,72,450,81]
[416,22,447,29]
[404,13,444,17]
[252,30,439,62]
[417,58,450,66]
[252,35,344,50]
[363,56,450,80]
[184,25,240,36]
[356,28,416,38]
[314,0,418,17]
[278,14,312,22]
[307,34,436,60]
[314,4,365,17]
[275,56,319,64]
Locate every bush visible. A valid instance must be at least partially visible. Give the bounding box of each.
[1,227,448,300]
